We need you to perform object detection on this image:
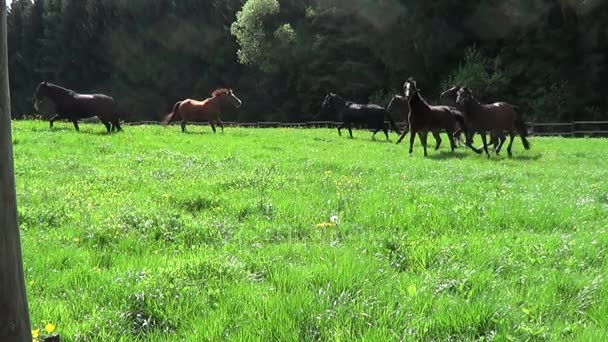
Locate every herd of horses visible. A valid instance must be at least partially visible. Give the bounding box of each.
[322,77,530,157]
[31,78,530,157]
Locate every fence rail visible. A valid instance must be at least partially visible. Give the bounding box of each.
[18,117,608,137]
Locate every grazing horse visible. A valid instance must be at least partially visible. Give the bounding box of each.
[163,88,242,133]
[400,78,463,156]
[321,93,400,140]
[387,94,463,150]
[33,81,122,132]
[440,85,504,151]
[456,87,530,157]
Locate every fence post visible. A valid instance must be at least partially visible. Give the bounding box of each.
[0,1,32,341]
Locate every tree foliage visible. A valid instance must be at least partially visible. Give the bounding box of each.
[7,0,608,122]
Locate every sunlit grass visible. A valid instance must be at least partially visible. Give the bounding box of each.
[13,120,608,340]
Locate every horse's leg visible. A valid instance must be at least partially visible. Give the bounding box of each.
[383,126,389,141]
[217,119,224,133]
[114,119,122,132]
[371,128,380,140]
[210,121,217,133]
[507,132,516,157]
[396,125,409,144]
[181,121,187,133]
[72,120,80,132]
[102,120,111,133]
[348,123,353,138]
[337,122,345,137]
[432,131,441,150]
[420,131,428,157]
[480,132,490,158]
[495,132,507,154]
[447,129,456,152]
[49,114,60,129]
[408,129,416,155]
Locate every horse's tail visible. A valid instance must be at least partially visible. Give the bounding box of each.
[385,111,401,135]
[515,117,531,150]
[162,101,181,126]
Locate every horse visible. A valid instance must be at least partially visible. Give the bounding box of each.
[440,85,504,151]
[162,88,242,133]
[321,93,400,140]
[33,81,122,132]
[400,78,463,156]
[455,86,530,157]
[387,94,463,150]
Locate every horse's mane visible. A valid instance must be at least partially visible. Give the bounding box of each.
[212,88,231,97]
[41,82,76,96]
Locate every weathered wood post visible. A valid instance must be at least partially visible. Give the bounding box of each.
[1,1,32,341]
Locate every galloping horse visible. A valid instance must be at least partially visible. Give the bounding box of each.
[33,81,122,132]
[321,93,400,140]
[400,78,463,156]
[456,87,530,157]
[163,88,242,133]
[387,94,464,150]
[440,85,504,151]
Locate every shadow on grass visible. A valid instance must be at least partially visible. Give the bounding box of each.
[427,151,469,160]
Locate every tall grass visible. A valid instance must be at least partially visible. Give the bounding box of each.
[14,121,608,341]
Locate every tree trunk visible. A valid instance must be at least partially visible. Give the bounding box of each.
[0,0,32,341]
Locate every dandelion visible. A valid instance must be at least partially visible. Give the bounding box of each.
[330,215,340,225]
[31,329,39,338]
[45,323,56,334]
[315,222,334,229]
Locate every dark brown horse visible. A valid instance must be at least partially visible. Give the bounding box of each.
[456,87,530,157]
[33,81,122,132]
[440,85,504,151]
[387,94,461,150]
[321,93,400,140]
[163,88,242,133]
[400,78,463,156]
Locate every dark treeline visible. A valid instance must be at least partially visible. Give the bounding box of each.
[7,0,608,122]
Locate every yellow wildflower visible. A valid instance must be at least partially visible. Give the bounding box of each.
[45,323,56,333]
[31,329,39,338]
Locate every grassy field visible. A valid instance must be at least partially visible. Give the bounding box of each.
[12,120,608,341]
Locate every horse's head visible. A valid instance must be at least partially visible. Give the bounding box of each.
[213,88,242,108]
[456,87,473,106]
[440,84,462,102]
[33,81,50,111]
[321,93,333,111]
[386,95,409,117]
[403,77,419,100]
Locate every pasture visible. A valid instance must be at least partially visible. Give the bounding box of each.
[13,121,608,341]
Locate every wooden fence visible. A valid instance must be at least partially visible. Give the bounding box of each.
[123,120,608,137]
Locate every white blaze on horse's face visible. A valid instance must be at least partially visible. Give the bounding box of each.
[34,98,40,111]
[404,82,411,98]
[229,90,242,108]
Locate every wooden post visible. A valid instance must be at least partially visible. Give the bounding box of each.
[0,1,32,341]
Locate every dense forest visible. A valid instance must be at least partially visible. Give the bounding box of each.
[6,0,608,123]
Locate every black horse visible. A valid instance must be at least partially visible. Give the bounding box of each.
[322,93,400,140]
[33,81,122,132]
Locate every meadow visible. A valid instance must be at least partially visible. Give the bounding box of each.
[12,120,608,341]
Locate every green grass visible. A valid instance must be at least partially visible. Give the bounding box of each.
[13,120,608,341]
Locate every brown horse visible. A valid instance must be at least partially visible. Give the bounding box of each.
[387,94,455,150]
[456,87,530,157]
[400,78,463,156]
[440,85,504,151]
[162,88,242,133]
